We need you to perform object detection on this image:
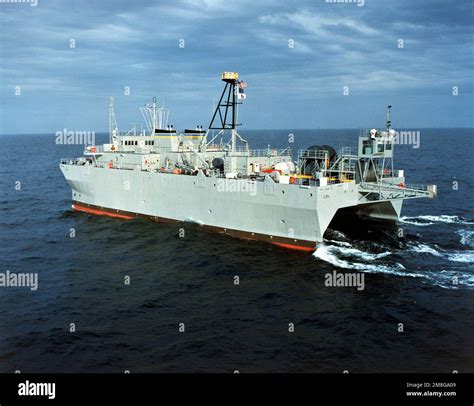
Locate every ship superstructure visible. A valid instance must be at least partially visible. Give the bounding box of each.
[60,72,436,252]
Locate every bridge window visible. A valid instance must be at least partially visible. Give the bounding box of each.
[362,140,372,154]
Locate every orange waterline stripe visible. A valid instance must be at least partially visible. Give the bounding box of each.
[271,242,316,252]
[72,204,134,220]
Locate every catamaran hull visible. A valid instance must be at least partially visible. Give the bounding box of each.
[61,164,368,252]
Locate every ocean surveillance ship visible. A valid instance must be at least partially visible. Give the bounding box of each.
[60,72,437,252]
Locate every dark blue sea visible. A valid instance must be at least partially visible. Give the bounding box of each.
[0,129,473,373]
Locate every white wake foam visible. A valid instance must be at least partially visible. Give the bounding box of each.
[457,229,474,247]
[324,239,352,247]
[425,270,474,290]
[446,251,474,263]
[400,217,434,226]
[318,226,474,288]
[313,243,419,278]
[314,242,473,289]
[331,230,349,240]
[409,243,443,257]
[401,215,473,226]
[407,242,474,264]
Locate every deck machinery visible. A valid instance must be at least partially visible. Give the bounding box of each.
[60,72,436,252]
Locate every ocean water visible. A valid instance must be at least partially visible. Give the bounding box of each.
[0,129,473,373]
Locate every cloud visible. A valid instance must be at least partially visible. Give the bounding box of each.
[0,0,472,133]
[259,10,380,37]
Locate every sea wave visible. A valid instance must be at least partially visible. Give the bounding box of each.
[424,270,474,290]
[407,242,474,264]
[446,251,474,263]
[457,229,474,247]
[313,243,417,278]
[400,215,473,226]
[324,239,352,247]
[408,243,443,257]
[315,242,473,289]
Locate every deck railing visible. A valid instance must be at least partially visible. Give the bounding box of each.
[298,149,329,159]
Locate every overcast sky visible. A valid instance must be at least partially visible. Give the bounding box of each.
[0,0,472,134]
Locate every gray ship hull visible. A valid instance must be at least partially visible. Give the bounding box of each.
[60,163,404,252]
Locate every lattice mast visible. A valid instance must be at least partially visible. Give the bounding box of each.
[208,72,247,152]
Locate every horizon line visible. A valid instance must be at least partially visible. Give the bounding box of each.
[1,127,473,136]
